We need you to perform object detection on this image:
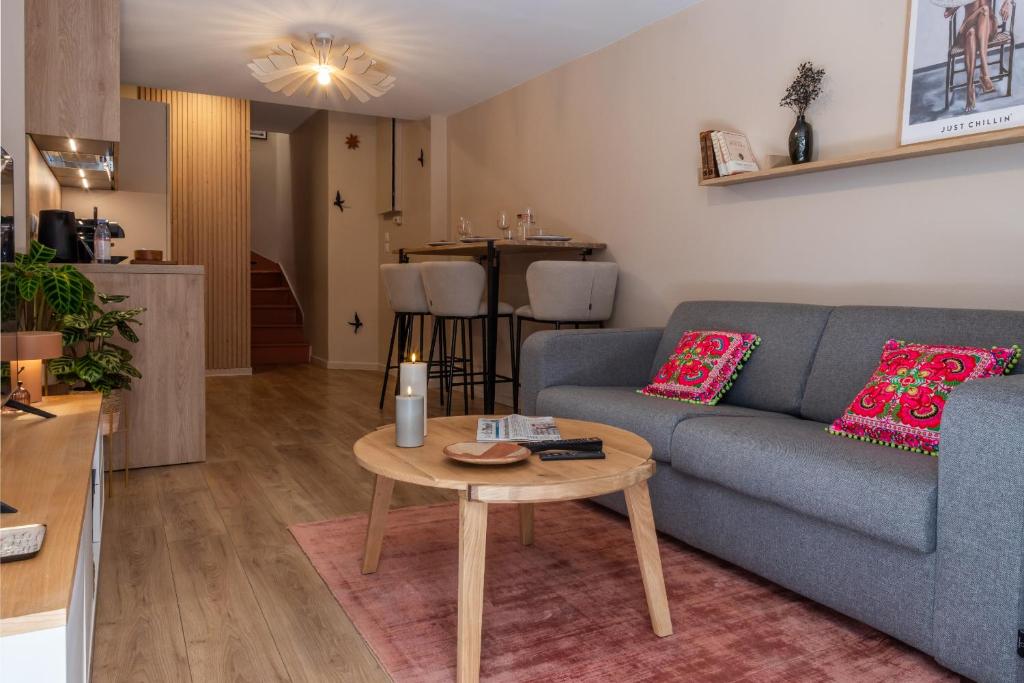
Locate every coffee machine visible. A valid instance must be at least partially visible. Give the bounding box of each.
[37,209,126,263]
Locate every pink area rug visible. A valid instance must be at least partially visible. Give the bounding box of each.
[290,502,955,682]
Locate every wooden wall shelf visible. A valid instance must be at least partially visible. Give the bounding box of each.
[699,128,1024,187]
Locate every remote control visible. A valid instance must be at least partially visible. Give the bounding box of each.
[522,437,603,453]
[538,450,606,462]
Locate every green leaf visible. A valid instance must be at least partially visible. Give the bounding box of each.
[27,240,56,266]
[121,362,142,379]
[16,275,39,301]
[61,313,91,330]
[47,356,76,376]
[75,354,105,384]
[116,321,139,343]
[93,348,123,372]
[42,266,87,315]
[98,293,128,304]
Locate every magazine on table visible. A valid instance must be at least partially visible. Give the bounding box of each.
[477,415,561,442]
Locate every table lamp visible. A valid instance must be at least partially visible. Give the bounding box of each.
[1,331,63,418]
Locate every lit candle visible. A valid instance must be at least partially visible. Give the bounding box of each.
[396,386,425,448]
[399,351,428,435]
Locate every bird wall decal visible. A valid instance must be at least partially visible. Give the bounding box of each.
[417,149,425,167]
[334,190,348,212]
[348,312,363,333]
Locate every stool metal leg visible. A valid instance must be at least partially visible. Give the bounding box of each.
[460,318,470,415]
[379,313,399,410]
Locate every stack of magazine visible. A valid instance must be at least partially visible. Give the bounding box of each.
[477,415,561,442]
[700,130,759,179]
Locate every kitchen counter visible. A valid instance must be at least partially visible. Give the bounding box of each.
[73,263,204,275]
[73,264,206,468]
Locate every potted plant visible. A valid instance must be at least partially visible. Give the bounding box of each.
[1,240,94,329]
[780,61,826,164]
[49,293,145,398]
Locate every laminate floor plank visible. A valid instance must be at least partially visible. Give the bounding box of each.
[167,533,291,683]
[93,365,508,683]
[91,524,192,683]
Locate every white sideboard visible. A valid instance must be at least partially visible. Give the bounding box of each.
[1,394,106,681]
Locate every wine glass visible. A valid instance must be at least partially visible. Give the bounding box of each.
[457,216,469,239]
[497,211,511,239]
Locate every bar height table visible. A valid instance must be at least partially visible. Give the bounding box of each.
[401,239,606,414]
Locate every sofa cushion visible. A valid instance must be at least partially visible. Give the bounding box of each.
[801,306,1024,424]
[828,339,1021,455]
[641,330,760,404]
[671,417,938,552]
[535,385,793,462]
[652,301,832,416]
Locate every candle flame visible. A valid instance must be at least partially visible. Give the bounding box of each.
[410,352,417,363]
[406,386,412,396]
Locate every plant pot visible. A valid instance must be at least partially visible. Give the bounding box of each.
[101,390,124,436]
[789,115,813,164]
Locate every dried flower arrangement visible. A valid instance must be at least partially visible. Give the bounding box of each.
[780,62,826,117]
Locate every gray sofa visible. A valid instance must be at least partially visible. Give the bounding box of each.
[520,301,1024,683]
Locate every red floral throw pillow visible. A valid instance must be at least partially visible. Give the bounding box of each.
[829,339,1020,455]
[640,330,760,405]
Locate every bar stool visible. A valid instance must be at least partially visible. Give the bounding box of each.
[379,263,432,409]
[513,261,618,411]
[420,261,516,415]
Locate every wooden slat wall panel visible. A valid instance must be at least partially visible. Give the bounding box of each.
[138,88,251,370]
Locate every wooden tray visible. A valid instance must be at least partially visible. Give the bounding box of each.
[443,442,531,465]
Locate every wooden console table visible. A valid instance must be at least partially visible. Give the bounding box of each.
[1,394,106,681]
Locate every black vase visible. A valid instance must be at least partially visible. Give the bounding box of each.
[788,115,813,164]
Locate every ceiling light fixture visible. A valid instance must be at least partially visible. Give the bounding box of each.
[247,33,395,103]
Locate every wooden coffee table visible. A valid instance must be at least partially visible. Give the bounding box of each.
[353,416,672,683]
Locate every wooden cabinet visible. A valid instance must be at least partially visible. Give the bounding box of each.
[25,0,120,142]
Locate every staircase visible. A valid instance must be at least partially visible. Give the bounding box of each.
[251,253,311,365]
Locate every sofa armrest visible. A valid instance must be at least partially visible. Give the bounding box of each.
[933,374,1024,683]
[519,327,663,415]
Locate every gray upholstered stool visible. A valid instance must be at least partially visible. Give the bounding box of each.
[420,261,514,415]
[513,261,618,411]
[379,263,432,409]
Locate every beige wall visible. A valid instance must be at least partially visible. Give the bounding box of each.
[1,0,28,251]
[378,118,433,365]
[327,110,381,369]
[62,98,169,257]
[291,110,330,359]
[26,136,60,227]
[251,132,295,283]
[448,0,1024,339]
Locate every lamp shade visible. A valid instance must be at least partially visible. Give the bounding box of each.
[0,331,64,361]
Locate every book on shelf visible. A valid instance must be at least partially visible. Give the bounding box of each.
[700,130,760,178]
[699,130,719,179]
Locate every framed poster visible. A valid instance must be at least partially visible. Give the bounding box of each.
[900,0,1021,145]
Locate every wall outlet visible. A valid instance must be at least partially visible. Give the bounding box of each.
[392,215,403,225]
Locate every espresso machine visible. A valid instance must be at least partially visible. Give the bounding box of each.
[37,209,126,263]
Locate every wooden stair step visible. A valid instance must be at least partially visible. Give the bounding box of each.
[251,286,295,305]
[252,342,311,365]
[252,324,307,345]
[252,305,302,325]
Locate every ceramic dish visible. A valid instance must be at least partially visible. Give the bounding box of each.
[443,442,531,465]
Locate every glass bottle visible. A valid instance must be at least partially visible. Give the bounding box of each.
[94,219,111,263]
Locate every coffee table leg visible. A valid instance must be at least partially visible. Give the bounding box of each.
[518,503,534,546]
[361,475,395,574]
[458,491,488,683]
[624,481,673,637]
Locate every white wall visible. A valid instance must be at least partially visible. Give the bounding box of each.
[447,0,1024,339]
[251,132,295,282]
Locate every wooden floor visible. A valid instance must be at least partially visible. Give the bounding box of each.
[92,364,509,683]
